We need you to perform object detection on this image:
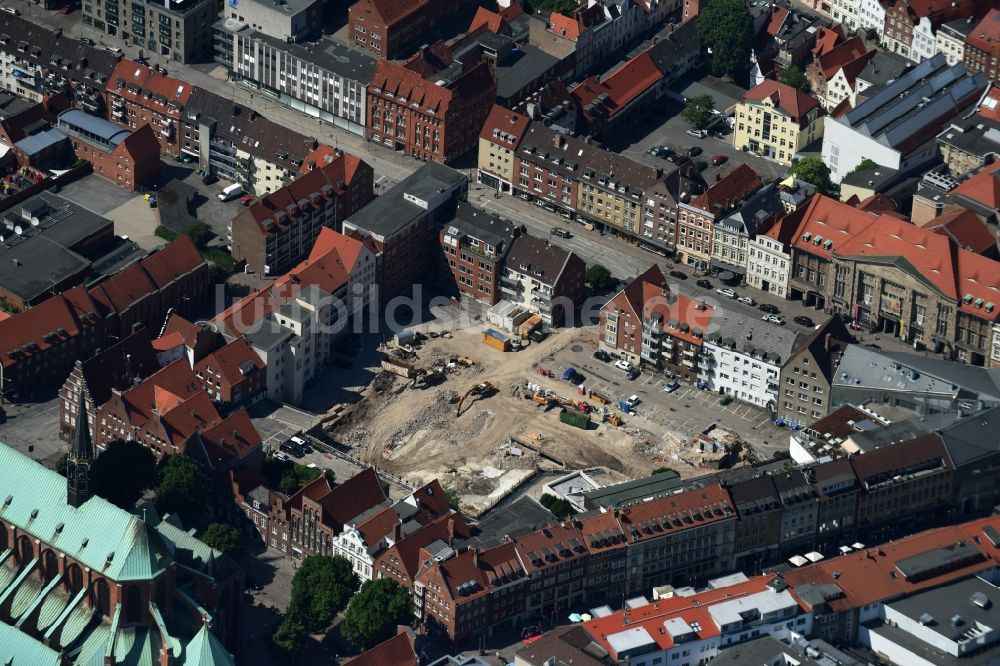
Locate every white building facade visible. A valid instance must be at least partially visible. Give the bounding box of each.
[858,0,886,38]
[747,234,792,299]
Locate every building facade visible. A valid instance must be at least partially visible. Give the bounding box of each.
[57,110,160,191]
[676,165,762,270]
[501,233,585,327]
[439,202,518,306]
[84,0,216,63]
[347,0,481,59]
[105,61,192,158]
[733,80,823,166]
[965,9,1000,84]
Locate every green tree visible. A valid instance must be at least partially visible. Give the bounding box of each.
[262,456,322,495]
[444,486,461,511]
[182,220,212,248]
[155,454,205,523]
[200,523,243,559]
[537,0,579,14]
[788,157,835,195]
[777,65,808,91]
[539,493,576,519]
[651,467,675,476]
[271,609,307,655]
[54,452,70,477]
[586,264,614,292]
[847,158,879,175]
[288,555,359,633]
[341,579,413,651]
[697,0,754,84]
[682,95,716,130]
[94,439,158,510]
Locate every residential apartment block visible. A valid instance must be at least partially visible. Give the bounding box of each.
[775,316,851,424]
[935,16,975,66]
[710,184,785,280]
[439,202,519,306]
[676,165,762,270]
[105,61,192,158]
[84,0,216,64]
[228,30,374,135]
[57,109,160,191]
[500,233,585,326]
[965,9,1000,84]
[733,80,824,166]
[229,151,374,276]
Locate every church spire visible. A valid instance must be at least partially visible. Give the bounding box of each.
[67,390,94,508]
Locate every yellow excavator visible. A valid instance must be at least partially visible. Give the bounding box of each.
[456,381,496,416]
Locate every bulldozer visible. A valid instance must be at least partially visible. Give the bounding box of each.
[531,391,559,411]
[604,413,624,427]
[456,381,496,416]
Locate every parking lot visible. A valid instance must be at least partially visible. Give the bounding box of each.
[547,335,792,461]
[149,161,249,248]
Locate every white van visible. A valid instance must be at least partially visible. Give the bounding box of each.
[218,183,244,201]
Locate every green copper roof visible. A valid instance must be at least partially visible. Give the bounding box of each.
[0,444,166,582]
[0,620,62,666]
[154,518,221,577]
[180,624,235,666]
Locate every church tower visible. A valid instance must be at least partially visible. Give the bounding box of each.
[67,390,94,508]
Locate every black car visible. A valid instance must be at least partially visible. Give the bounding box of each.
[694,160,708,171]
[696,278,713,289]
[625,368,640,381]
[279,443,305,459]
[793,315,814,327]
[687,146,702,157]
[593,349,611,362]
[669,269,688,280]
[202,172,218,185]
[758,303,780,314]
[673,155,692,167]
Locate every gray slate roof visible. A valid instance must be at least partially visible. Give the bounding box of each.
[446,201,516,252]
[937,406,1000,468]
[243,30,376,84]
[878,350,1000,402]
[856,51,912,90]
[717,183,784,235]
[704,308,803,366]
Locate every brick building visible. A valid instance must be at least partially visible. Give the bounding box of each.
[439,202,519,305]
[194,337,266,408]
[500,233,586,326]
[104,61,193,159]
[570,51,664,141]
[775,316,852,424]
[57,110,160,190]
[343,162,467,299]
[367,59,495,164]
[676,165,762,270]
[347,0,481,59]
[965,9,1000,84]
[228,152,374,276]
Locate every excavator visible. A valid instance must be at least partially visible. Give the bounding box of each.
[456,381,496,416]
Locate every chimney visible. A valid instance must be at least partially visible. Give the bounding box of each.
[447,516,455,546]
[824,333,831,351]
[393,520,402,543]
[472,547,479,568]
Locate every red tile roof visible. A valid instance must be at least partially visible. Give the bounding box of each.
[119,358,202,426]
[107,61,192,119]
[978,87,1000,122]
[815,36,871,80]
[385,512,468,581]
[320,467,389,530]
[0,286,101,368]
[307,228,368,274]
[571,52,663,123]
[925,209,997,255]
[689,164,763,216]
[195,338,264,388]
[152,331,184,352]
[970,9,1000,51]
[602,264,668,321]
[811,25,846,56]
[741,80,820,124]
[346,631,417,666]
[856,192,896,213]
[577,510,627,554]
[617,483,734,544]
[766,6,790,37]
[479,104,530,149]
[118,124,161,163]
[512,523,587,576]
[951,163,1000,210]
[90,262,158,313]
[783,515,1000,612]
[371,59,452,115]
[645,291,715,346]
[788,194,878,260]
[468,4,523,34]
[199,408,262,468]
[955,249,1000,317]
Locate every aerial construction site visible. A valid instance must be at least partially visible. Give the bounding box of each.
[324,325,745,515]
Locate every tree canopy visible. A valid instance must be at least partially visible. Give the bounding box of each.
[271,610,307,654]
[847,158,879,175]
[340,579,413,651]
[651,467,675,476]
[682,95,716,130]
[540,493,576,519]
[777,65,808,91]
[94,439,158,510]
[444,486,461,511]
[697,0,754,85]
[262,456,322,495]
[586,264,615,292]
[288,555,359,633]
[788,157,835,195]
[200,523,243,559]
[155,454,205,523]
[533,0,579,14]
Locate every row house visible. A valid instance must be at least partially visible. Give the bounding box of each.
[104,61,192,158]
[367,59,496,164]
[347,0,481,59]
[182,88,321,196]
[228,151,374,276]
[804,36,873,113]
[500,233,586,326]
[882,0,980,63]
[192,337,266,408]
[733,80,824,167]
[775,316,852,424]
[965,8,1000,84]
[640,164,705,254]
[859,0,887,38]
[676,164,762,270]
[85,0,216,64]
[709,183,785,281]
[746,206,801,299]
[439,201,519,306]
[0,15,118,112]
[935,16,975,66]
[374,513,467,591]
[477,104,530,194]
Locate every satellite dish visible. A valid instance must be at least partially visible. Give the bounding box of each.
[14,225,22,235]
[30,217,38,226]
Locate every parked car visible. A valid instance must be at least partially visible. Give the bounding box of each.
[614,360,632,372]
[712,154,728,166]
[0,7,19,15]
[737,295,756,306]
[687,146,703,157]
[758,303,780,314]
[81,37,95,45]
[279,443,304,458]
[593,349,611,362]
[625,394,641,408]
[625,368,640,381]
[762,314,785,325]
[239,194,255,206]
[716,287,737,299]
[669,269,688,280]
[793,315,815,327]
[673,155,693,167]
[273,451,290,462]
[686,129,707,138]
[201,172,218,185]
[663,380,680,393]
[848,321,863,331]
[696,278,713,289]
[694,160,708,171]
[550,227,572,239]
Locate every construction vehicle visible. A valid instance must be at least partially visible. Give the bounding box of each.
[456,381,496,416]
[604,413,624,427]
[531,391,558,410]
[576,401,592,414]
[412,366,444,389]
[589,390,610,405]
[537,367,553,378]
